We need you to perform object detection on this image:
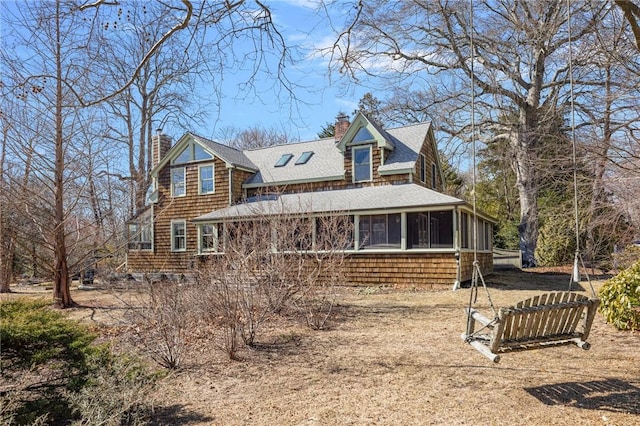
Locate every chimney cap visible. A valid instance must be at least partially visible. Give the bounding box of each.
[156,128,163,135]
[336,113,349,122]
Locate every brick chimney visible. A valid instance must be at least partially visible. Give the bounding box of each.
[151,129,171,169]
[335,113,350,142]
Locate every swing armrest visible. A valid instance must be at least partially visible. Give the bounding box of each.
[465,308,494,328]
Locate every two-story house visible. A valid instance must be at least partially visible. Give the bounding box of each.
[126,112,493,289]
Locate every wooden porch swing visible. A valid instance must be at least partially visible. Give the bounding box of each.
[460,0,599,363]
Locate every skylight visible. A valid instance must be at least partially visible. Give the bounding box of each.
[274,153,294,167]
[295,151,314,165]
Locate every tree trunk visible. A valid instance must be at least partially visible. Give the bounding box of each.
[513,135,539,268]
[52,0,73,308]
[0,123,13,292]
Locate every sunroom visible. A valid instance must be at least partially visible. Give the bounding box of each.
[192,184,494,287]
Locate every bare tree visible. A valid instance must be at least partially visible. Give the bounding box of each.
[216,124,298,150]
[1,0,294,306]
[324,0,628,267]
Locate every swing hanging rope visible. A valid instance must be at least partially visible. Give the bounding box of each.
[463,2,600,360]
[465,0,496,322]
[566,0,597,298]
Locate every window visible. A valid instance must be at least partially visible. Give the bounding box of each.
[171,221,186,251]
[174,142,213,164]
[275,153,293,167]
[420,154,426,183]
[358,214,401,249]
[295,151,314,165]
[200,223,219,252]
[353,146,371,182]
[461,212,470,249]
[431,163,437,189]
[194,144,213,161]
[174,146,191,164]
[199,164,214,194]
[127,217,152,250]
[407,211,453,249]
[352,127,375,143]
[171,167,185,197]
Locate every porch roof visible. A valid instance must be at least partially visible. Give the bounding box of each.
[193,183,466,222]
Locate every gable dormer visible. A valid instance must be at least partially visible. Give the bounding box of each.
[337,112,396,184]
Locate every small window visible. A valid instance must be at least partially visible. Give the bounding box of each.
[171,167,185,197]
[420,154,426,183]
[295,151,314,165]
[431,163,437,189]
[171,220,186,251]
[199,164,214,194]
[200,223,218,252]
[275,154,293,167]
[353,146,371,182]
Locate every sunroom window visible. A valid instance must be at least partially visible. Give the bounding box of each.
[358,214,401,249]
[407,211,453,249]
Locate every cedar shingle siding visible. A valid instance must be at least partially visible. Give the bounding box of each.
[126,113,493,288]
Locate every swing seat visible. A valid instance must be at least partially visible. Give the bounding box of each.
[462,292,599,363]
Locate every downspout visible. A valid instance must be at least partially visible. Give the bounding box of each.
[228,167,233,206]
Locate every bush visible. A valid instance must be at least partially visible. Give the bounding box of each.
[598,260,640,331]
[0,299,156,425]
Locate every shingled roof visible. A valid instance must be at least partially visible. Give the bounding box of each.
[193,183,465,222]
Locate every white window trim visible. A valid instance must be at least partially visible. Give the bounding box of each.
[198,164,215,195]
[171,167,186,197]
[171,220,187,252]
[198,223,218,253]
[353,145,372,183]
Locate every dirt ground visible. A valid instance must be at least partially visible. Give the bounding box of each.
[4,268,639,426]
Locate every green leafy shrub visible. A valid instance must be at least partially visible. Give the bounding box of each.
[598,260,640,331]
[0,299,156,425]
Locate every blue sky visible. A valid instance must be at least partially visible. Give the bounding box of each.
[201,0,371,142]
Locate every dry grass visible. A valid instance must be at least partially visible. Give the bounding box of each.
[4,268,639,425]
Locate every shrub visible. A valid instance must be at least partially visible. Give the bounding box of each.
[0,299,156,424]
[598,260,640,331]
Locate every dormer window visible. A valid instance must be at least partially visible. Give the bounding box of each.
[295,151,314,165]
[353,146,372,182]
[352,127,375,143]
[275,153,293,167]
[172,142,213,165]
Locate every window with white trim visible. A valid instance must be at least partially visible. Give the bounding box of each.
[171,220,186,251]
[358,214,401,249]
[127,215,153,250]
[420,154,426,183]
[200,223,219,252]
[171,167,185,197]
[199,164,214,194]
[353,146,372,182]
[407,211,453,249]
